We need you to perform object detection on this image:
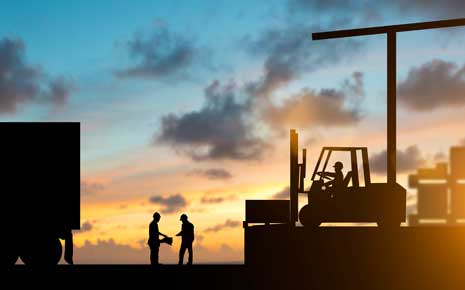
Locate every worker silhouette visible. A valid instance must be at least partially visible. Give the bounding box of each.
[317,161,344,195]
[148,212,168,265]
[176,214,194,265]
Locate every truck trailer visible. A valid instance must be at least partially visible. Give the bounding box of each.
[2,122,80,266]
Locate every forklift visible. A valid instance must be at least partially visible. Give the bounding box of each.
[291,130,406,227]
[244,130,406,228]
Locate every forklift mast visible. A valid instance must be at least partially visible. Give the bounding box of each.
[290,129,299,224]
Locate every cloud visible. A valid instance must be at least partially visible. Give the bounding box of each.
[0,38,71,114]
[369,145,426,174]
[262,72,363,131]
[74,238,242,264]
[188,168,233,180]
[398,60,465,111]
[289,0,353,10]
[289,1,465,20]
[156,71,362,160]
[272,186,290,199]
[81,181,105,196]
[77,221,93,233]
[200,194,236,204]
[74,239,149,264]
[0,38,40,113]
[246,57,294,98]
[47,77,73,107]
[286,1,392,30]
[434,151,447,162]
[193,243,243,263]
[195,234,204,243]
[245,24,363,97]
[205,219,241,233]
[115,25,195,80]
[394,0,465,19]
[149,193,187,214]
[156,80,268,161]
[343,71,365,99]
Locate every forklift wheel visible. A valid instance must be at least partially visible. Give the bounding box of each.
[299,204,321,228]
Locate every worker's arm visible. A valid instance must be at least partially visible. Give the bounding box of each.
[159,232,167,238]
[317,172,336,179]
[324,179,335,187]
[176,231,182,236]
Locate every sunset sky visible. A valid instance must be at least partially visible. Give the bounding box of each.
[2,1,465,264]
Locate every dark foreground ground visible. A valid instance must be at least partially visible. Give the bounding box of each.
[6,227,465,290]
[6,265,247,289]
[245,226,465,290]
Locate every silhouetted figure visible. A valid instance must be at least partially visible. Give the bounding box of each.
[176,214,194,265]
[148,212,168,265]
[318,161,344,193]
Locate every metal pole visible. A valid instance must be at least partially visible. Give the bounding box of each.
[290,129,298,224]
[387,32,397,184]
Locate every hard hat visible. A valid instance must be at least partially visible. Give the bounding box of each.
[180,214,188,221]
[153,212,161,219]
[333,161,343,169]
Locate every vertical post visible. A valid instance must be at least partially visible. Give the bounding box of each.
[351,150,359,188]
[299,149,307,192]
[387,32,397,184]
[362,148,371,185]
[290,129,298,224]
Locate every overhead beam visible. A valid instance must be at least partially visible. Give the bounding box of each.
[312,18,465,40]
[312,18,465,185]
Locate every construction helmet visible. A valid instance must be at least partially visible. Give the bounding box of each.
[180,214,188,221]
[153,212,161,219]
[333,161,343,169]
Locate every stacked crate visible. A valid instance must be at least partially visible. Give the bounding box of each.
[408,147,465,225]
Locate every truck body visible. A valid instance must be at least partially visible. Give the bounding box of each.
[2,122,80,266]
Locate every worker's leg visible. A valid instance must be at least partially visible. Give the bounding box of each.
[178,243,186,265]
[187,243,193,265]
[150,246,159,265]
[150,249,154,265]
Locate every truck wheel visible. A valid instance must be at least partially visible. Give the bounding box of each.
[3,244,18,267]
[20,237,62,267]
[299,204,321,228]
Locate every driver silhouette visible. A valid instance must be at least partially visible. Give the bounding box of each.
[317,161,344,194]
